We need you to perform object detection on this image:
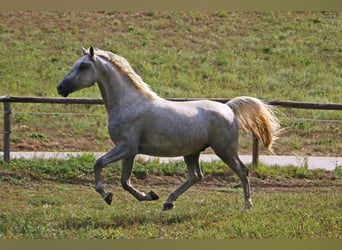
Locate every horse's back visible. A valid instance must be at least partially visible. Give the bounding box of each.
[150,98,234,127]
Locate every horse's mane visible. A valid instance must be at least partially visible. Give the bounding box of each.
[92,48,159,99]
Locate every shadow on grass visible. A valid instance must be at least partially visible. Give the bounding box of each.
[60,211,194,230]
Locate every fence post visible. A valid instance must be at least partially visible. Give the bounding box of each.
[252,135,259,167]
[3,102,11,163]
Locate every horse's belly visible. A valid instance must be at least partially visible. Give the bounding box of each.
[138,135,208,157]
[139,146,203,157]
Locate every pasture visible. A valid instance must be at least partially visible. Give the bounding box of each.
[0,155,341,239]
[0,11,341,239]
[0,11,341,156]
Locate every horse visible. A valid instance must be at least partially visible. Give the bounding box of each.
[57,46,280,211]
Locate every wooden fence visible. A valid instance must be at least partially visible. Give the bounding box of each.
[1,96,342,164]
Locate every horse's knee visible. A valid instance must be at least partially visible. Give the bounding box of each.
[93,158,104,171]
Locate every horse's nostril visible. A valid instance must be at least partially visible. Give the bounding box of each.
[57,84,63,93]
[57,84,68,97]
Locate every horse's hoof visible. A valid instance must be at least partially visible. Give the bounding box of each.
[163,203,174,211]
[149,191,159,200]
[104,192,113,205]
[241,201,252,211]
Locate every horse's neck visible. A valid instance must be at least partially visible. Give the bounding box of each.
[96,61,145,114]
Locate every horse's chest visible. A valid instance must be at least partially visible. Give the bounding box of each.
[107,116,141,143]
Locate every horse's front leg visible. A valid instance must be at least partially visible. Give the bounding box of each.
[121,157,159,201]
[94,144,131,205]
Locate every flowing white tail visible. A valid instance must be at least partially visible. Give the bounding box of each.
[227,96,280,153]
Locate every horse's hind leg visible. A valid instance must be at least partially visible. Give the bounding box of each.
[163,151,203,211]
[216,151,252,210]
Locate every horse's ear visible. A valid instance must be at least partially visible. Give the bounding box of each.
[81,46,87,55]
[90,46,95,58]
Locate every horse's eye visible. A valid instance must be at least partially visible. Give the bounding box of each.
[79,62,89,70]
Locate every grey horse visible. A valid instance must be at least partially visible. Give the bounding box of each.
[57,46,280,211]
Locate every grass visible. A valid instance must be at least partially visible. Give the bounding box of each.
[0,11,341,240]
[0,11,341,156]
[0,156,341,239]
[2,11,340,102]
[1,154,340,182]
[1,185,341,239]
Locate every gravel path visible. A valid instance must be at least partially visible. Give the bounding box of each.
[2,152,341,171]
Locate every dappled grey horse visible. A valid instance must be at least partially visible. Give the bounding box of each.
[57,47,280,211]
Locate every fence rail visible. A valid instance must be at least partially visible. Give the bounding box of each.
[1,96,342,163]
[1,96,342,110]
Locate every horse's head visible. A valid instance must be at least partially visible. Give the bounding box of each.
[57,46,98,97]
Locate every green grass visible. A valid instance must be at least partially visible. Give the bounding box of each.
[0,156,341,239]
[0,11,341,240]
[1,186,341,239]
[0,11,341,156]
[1,12,341,101]
[1,155,339,183]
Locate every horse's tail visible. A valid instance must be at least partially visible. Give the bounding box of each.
[227,96,280,154]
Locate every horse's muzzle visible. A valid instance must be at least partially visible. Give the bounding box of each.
[57,84,69,97]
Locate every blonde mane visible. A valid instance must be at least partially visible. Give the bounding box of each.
[93,48,159,99]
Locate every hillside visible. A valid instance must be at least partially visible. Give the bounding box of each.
[0,11,341,156]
